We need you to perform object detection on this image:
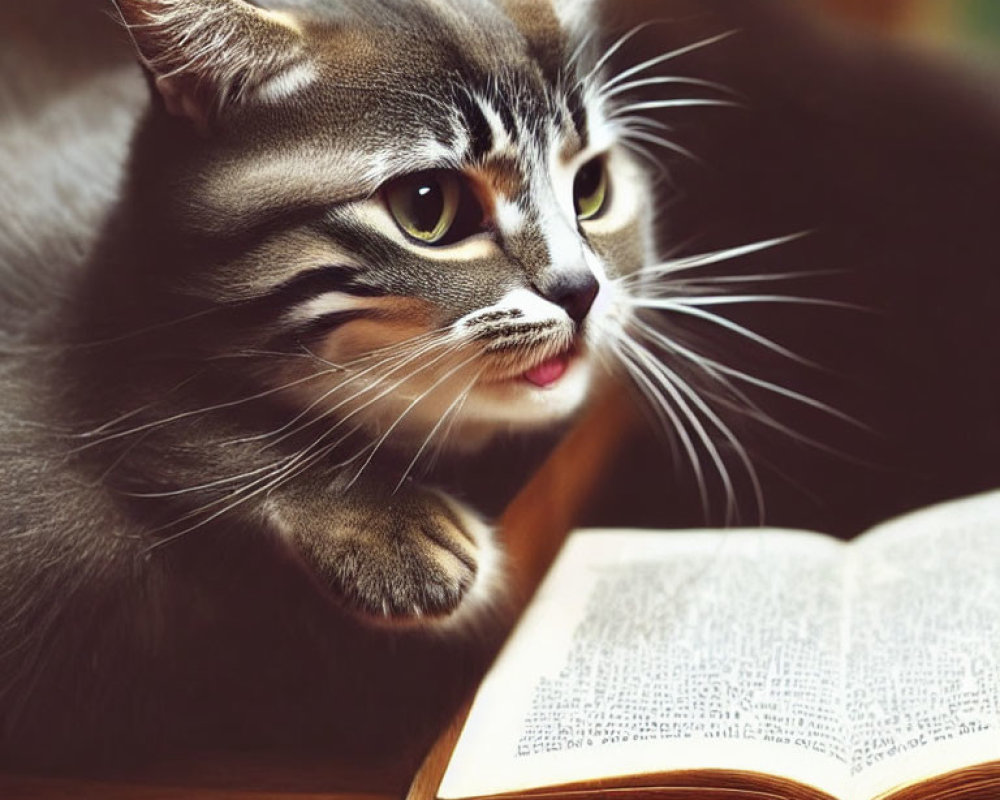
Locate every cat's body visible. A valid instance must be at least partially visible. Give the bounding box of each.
[0,0,656,768]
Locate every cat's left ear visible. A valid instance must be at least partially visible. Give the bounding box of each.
[551,0,598,40]
[114,0,314,132]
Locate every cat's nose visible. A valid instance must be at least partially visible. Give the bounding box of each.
[545,272,599,327]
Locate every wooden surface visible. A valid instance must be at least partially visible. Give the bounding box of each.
[406,388,636,800]
[0,388,636,800]
[0,755,409,800]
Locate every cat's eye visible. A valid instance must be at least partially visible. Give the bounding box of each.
[573,157,609,221]
[385,170,483,246]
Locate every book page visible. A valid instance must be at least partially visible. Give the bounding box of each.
[439,529,852,800]
[847,491,1000,800]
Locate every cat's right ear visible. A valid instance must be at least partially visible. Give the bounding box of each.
[113,0,315,133]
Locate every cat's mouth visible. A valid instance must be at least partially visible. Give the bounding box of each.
[521,346,576,388]
[476,339,581,387]
[439,340,594,429]
[478,342,583,390]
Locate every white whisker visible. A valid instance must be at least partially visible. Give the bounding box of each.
[232,331,450,449]
[122,461,286,499]
[601,75,736,102]
[221,340,471,510]
[144,427,366,551]
[69,307,222,350]
[427,382,474,471]
[634,337,764,522]
[145,334,463,547]
[345,350,481,490]
[632,301,816,366]
[635,318,864,428]
[620,270,844,289]
[76,371,205,439]
[609,114,673,133]
[633,294,863,312]
[619,140,666,173]
[393,371,482,494]
[641,321,872,470]
[578,22,656,93]
[620,336,745,523]
[599,31,739,95]
[272,338,464,453]
[610,333,710,517]
[70,369,337,453]
[566,29,595,73]
[634,234,811,279]
[616,128,700,162]
[612,98,739,115]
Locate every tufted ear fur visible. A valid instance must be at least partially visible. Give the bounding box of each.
[114,0,315,131]
[551,0,599,42]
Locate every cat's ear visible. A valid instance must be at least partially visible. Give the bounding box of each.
[113,0,314,132]
[551,0,598,40]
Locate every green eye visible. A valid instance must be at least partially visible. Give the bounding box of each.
[573,157,609,221]
[386,171,462,245]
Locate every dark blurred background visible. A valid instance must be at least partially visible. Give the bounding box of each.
[576,0,1000,538]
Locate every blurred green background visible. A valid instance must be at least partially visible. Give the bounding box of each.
[815,0,1000,48]
[961,0,1000,43]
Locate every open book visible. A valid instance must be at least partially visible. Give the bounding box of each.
[429,491,1000,800]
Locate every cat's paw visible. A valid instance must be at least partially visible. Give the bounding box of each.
[332,491,486,621]
[276,486,496,624]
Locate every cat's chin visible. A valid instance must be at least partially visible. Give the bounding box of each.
[461,351,596,431]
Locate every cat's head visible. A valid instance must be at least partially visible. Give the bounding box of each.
[113,0,652,445]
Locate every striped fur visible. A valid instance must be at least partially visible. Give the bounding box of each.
[104,0,650,437]
[0,0,654,766]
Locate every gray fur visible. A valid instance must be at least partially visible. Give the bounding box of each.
[0,0,651,767]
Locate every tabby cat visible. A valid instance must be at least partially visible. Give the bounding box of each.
[10,0,1000,775]
[0,0,675,768]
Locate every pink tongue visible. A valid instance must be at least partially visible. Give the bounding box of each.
[524,355,569,387]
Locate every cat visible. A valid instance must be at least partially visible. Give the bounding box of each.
[10,0,998,776]
[0,0,663,770]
